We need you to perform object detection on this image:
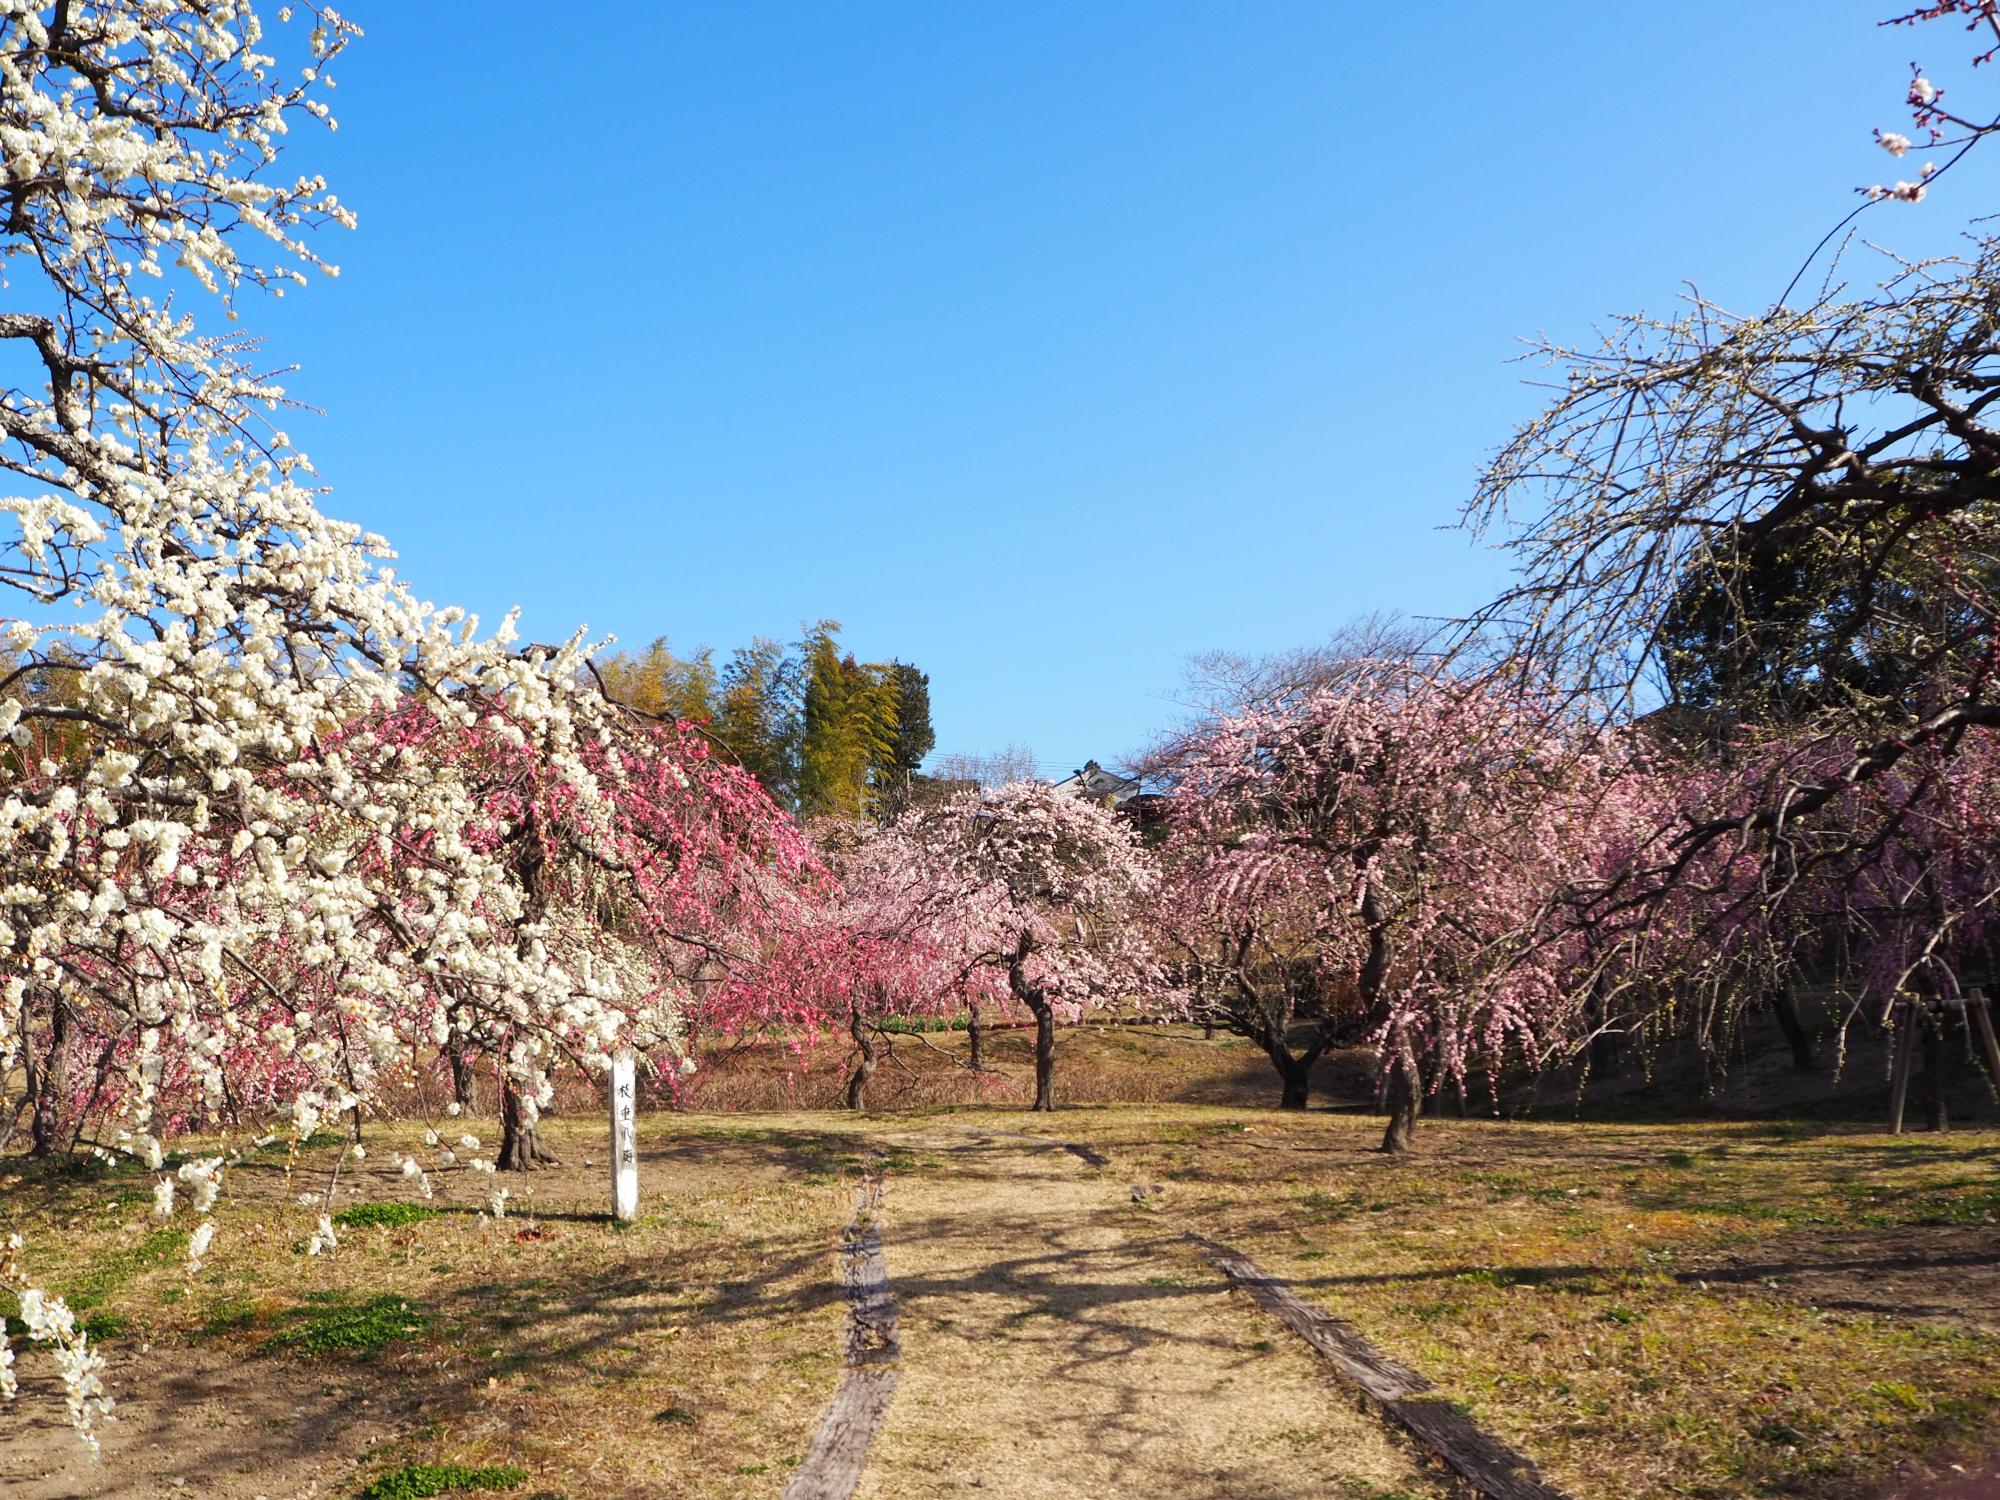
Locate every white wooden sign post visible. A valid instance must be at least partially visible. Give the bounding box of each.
[609,1049,640,1221]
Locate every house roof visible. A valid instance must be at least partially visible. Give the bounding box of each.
[1048,759,1142,805]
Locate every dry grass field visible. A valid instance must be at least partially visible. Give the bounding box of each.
[2,1027,1996,1499]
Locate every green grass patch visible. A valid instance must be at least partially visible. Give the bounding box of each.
[253,1129,349,1155]
[199,1292,283,1337]
[357,1462,526,1500]
[63,1225,185,1311]
[334,1202,441,1229]
[79,1310,129,1340]
[268,1293,426,1355]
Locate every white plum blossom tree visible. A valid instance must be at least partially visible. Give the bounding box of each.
[0,1,732,1448]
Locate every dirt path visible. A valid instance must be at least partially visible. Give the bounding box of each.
[849,1122,1449,1500]
[2,1347,402,1499]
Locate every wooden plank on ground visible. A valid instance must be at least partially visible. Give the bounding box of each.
[781,1161,901,1500]
[1190,1234,1573,1500]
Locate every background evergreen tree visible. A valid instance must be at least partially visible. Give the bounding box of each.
[797,621,900,820]
[886,661,935,779]
[598,625,928,820]
[596,637,719,724]
[715,636,803,807]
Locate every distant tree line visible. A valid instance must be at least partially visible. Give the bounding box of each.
[596,620,935,821]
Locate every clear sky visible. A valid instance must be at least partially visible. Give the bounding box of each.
[251,2,2000,776]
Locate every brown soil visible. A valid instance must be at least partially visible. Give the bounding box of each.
[3,1349,401,1499]
[1859,1451,2000,1499]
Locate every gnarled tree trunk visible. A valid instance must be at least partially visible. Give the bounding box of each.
[1355,882,1414,1152]
[498,1076,559,1171]
[1585,981,1623,1079]
[966,1001,986,1071]
[1276,1053,1310,1110]
[1921,1013,1950,1133]
[29,997,69,1157]
[497,811,559,1172]
[1027,996,1056,1111]
[446,1032,478,1111]
[845,999,878,1110]
[1380,1044,1420,1153]
[1253,1020,1326,1110]
[1009,933,1060,1112]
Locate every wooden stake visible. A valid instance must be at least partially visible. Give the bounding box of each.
[783,1156,900,1500]
[1968,992,2000,1107]
[1888,1003,1919,1136]
[609,1050,639,1222]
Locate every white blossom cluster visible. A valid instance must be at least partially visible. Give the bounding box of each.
[1,1233,113,1456]
[0,2,685,1448]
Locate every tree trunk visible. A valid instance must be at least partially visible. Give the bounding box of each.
[497,814,557,1172]
[1769,983,1817,1072]
[1921,1015,1949,1133]
[1358,882,1403,1152]
[447,1036,478,1111]
[498,1078,559,1171]
[1278,1060,1309,1110]
[1379,1043,1420,1154]
[1259,1034,1310,1110]
[1028,997,1057,1112]
[844,1005,877,1110]
[1585,984,1622,1079]
[29,999,68,1157]
[1008,934,1058,1111]
[967,1003,986,1071]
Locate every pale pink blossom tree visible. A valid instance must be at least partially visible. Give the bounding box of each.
[886,782,1164,1111]
[1160,664,1601,1150]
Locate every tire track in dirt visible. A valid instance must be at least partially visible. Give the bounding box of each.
[849,1123,1448,1499]
[782,1153,901,1500]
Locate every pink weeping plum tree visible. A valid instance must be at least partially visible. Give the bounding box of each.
[874,782,1165,1112]
[1159,663,1608,1151]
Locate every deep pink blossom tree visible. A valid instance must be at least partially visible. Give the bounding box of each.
[726,821,994,1110]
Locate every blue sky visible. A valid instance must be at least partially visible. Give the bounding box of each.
[253,2,2000,774]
